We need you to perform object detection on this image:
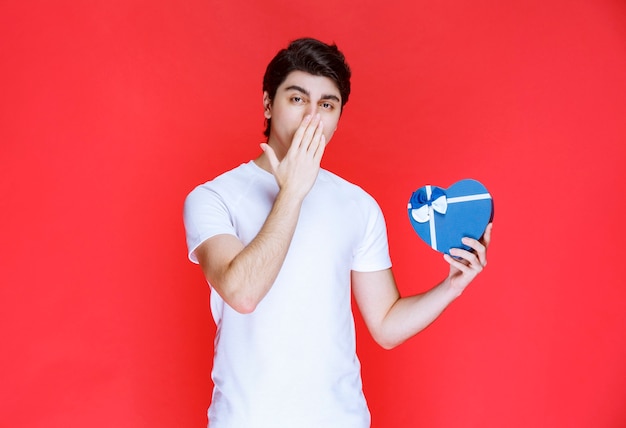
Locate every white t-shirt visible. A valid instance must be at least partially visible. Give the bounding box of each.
[184,161,391,428]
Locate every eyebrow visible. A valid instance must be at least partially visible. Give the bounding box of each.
[284,85,341,102]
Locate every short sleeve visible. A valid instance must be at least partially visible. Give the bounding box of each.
[183,184,237,264]
[351,195,392,272]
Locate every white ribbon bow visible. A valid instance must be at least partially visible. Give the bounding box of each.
[410,194,448,223]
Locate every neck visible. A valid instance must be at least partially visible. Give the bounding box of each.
[254,137,287,173]
[254,151,273,173]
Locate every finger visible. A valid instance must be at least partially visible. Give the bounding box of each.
[313,134,326,162]
[462,236,487,267]
[481,223,493,248]
[300,114,321,151]
[479,223,492,266]
[260,143,279,172]
[306,119,324,153]
[449,247,484,271]
[443,253,471,274]
[290,115,313,150]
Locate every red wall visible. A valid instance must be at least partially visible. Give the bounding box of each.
[1,0,625,427]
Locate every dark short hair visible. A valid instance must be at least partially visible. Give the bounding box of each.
[262,38,352,137]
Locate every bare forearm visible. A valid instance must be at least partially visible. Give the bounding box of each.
[211,190,303,313]
[378,279,461,349]
[353,226,492,350]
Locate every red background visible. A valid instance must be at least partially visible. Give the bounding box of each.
[1,0,625,427]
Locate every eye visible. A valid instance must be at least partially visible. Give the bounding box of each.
[320,102,334,110]
[291,96,304,104]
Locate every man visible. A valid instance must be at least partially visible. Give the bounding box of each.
[184,37,492,428]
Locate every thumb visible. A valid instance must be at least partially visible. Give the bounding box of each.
[260,143,280,172]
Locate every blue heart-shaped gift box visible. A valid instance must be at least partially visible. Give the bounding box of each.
[407,179,493,254]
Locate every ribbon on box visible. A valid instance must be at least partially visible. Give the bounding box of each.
[409,186,448,222]
[408,183,492,252]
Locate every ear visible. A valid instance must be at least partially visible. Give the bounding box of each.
[263,92,272,119]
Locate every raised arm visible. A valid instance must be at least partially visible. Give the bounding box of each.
[352,224,492,349]
[194,115,326,314]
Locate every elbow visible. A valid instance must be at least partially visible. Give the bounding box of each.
[206,276,261,315]
[219,288,260,314]
[379,342,397,351]
[372,331,404,350]
[229,297,258,314]
[378,339,402,351]
[217,282,261,314]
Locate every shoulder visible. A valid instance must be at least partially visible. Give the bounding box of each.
[187,161,262,199]
[199,161,256,189]
[320,169,369,196]
[319,169,380,208]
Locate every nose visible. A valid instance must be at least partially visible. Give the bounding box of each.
[305,104,318,117]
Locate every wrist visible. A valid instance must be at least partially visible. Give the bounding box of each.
[274,188,306,212]
[442,277,464,300]
[276,181,311,203]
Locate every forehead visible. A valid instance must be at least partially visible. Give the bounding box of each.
[278,70,341,98]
